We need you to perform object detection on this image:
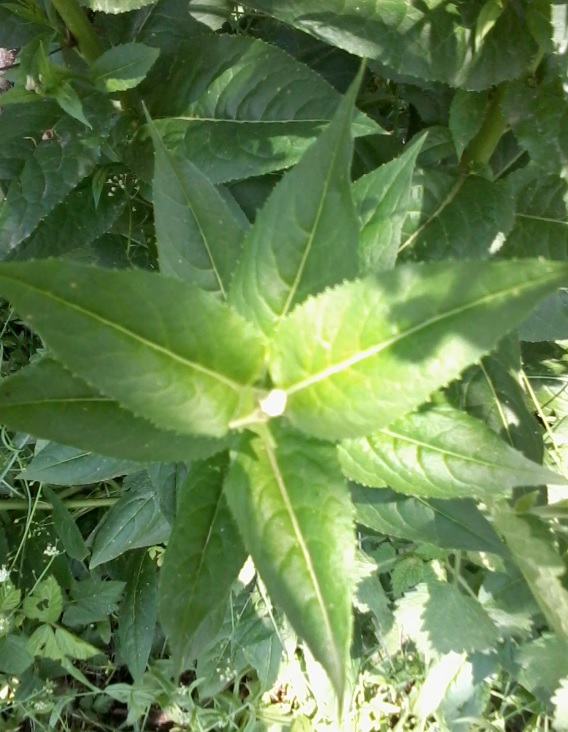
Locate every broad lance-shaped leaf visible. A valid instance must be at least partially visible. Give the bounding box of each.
[491,507,568,641]
[0,261,265,438]
[90,471,170,568]
[351,485,505,556]
[353,134,425,274]
[160,454,246,672]
[0,359,224,463]
[229,69,361,335]
[338,405,564,501]
[118,550,158,684]
[241,0,536,90]
[224,425,354,699]
[269,260,568,440]
[148,114,246,296]
[134,34,380,186]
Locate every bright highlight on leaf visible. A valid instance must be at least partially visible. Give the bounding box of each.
[259,389,287,417]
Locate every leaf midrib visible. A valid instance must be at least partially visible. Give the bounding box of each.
[285,275,558,395]
[279,108,351,321]
[376,428,544,474]
[263,436,341,680]
[5,277,241,391]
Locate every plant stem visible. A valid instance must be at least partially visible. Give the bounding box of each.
[0,497,118,510]
[50,0,103,63]
[459,84,508,170]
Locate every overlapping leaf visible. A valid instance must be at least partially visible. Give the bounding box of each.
[0,121,102,254]
[0,261,265,437]
[91,43,159,91]
[135,34,380,184]
[90,472,170,567]
[395,581,499,656]
[160,454,246,671]
[20,442,138,486]
[339,405,563,501]
[118,551,158,683]
[491,507,568,641]
[399,170,515,261]
[0,358,225,463]
[148,117,246,296]
[269,260,568,440]
[504,169,568,340]
[240,0,536,89]
[229,70,360,334]
[224,425,354,699]
[451,336,544,462]
[353,135,424,273]
[501,74,568,180]
[9,176,126,262]
[351,484,505,555]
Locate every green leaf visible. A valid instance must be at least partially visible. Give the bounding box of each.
[514,634,568,705]
[10,175,126,262]
[91,43,159,92]
[0,358,225,463]
[240,0,537,89]
[21,442,138,486]
[229,70,361,334]
[133,35,380,185]
[501,73,568,180]
[479,564,540,637]
[353,135,425,274]
[351,485,506,556]
[504,169,568,260]
[132,0,206,53]
[0,119,102,254]
[160,454,246,671]
[63,579,125,626]
[23,576,62,623]
[143,35,377,132]
[0,261,265,438]
[90,472,170,568]
[28,625,62,660]
[0,635,33,675]
[224,425,354,699]
[118,551,158,683]
[450,336,544,463]
[339,405,563,501]
[269,260,568,440]
[395,581,499,656]
[0,581,21,614]
[148,115,246,296]
[55,627,101,660]
[399,170,515,260]
[449,90,490,159]
[491,507,568,640]
[503,170,568,340]
[43,486,89,562]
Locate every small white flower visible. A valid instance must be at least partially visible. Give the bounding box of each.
[259,389,287,417]
[43,543,59,557]
[0,565,9,583]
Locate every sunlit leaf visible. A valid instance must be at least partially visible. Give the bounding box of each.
[269,260,568,440]
[224,425,354,699]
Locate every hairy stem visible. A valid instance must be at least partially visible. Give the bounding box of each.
[51,0,103,63]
